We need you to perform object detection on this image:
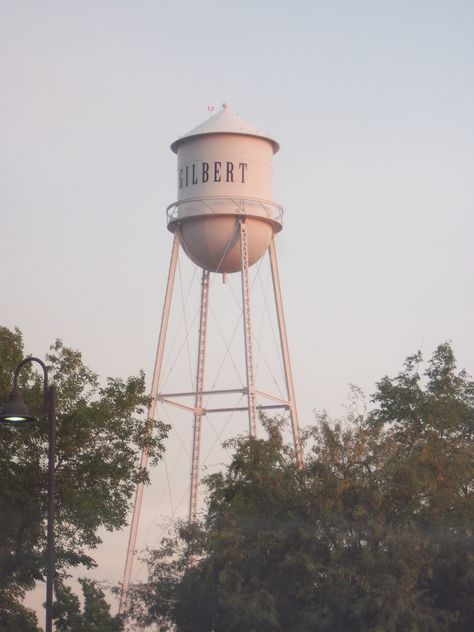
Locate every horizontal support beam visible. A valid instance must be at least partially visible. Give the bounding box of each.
[158,398,199,414]
[159,388,246,398]
[205,404,289,414]
[254,389,290,406]
[157,399,290,415]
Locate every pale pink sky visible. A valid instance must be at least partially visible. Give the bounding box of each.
[2,0,473,621]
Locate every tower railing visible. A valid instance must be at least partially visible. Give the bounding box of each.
[166,196,284,228]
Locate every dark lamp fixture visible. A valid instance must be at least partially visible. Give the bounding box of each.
[0,387,36,424]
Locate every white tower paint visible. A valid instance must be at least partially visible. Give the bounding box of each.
[167,102,282,272]
[120,104,301,614]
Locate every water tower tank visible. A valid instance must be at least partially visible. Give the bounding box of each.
[167,103,283,273]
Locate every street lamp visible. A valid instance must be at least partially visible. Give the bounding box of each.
[0,357,56,632]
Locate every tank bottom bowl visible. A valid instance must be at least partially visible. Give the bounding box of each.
[174,215,274,273]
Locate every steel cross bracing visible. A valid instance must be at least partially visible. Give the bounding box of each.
[120,229,302,614]
[239,218,258,436]
[189,268,210,522]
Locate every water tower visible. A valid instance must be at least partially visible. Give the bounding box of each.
[120,104,302,612]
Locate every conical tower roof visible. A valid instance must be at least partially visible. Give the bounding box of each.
[170,103,279,154]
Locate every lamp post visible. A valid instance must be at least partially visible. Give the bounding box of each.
[0,357,56,632]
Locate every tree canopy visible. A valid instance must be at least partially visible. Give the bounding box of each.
[53,579,123,632]
[128,343,473,631]
[0,325,169,630]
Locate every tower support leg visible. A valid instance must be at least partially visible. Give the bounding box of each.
[189,268,210,523]
[239,218,258,436]
[119,234,180,614]
[268,238,303,467]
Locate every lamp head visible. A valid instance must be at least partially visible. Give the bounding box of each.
[0,387,36,424]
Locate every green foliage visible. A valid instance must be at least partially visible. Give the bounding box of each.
[54,579,123,632]
[128,344,473,631]
[0,598,40,632]
[0,325,169,628]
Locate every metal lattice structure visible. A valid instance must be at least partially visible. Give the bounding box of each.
[120,104,302,614]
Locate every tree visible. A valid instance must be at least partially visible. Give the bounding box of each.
[53,579,123,632]
[127,344,473,631]
[0,325,169,629]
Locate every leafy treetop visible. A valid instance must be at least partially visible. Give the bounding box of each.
[127,343,473,632]
[0,325,169,630]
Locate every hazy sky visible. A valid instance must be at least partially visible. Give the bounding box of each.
[2,0,473,617]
